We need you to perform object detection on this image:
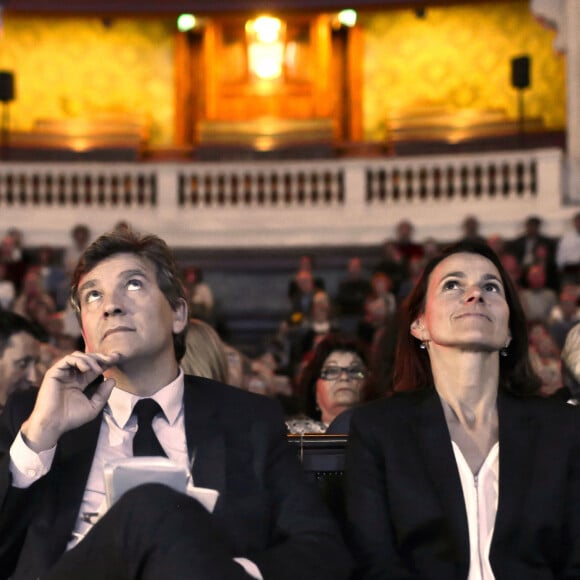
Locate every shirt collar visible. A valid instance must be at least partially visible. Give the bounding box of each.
[107,369,185,428]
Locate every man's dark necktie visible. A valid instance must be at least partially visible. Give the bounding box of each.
[132,399,168,457]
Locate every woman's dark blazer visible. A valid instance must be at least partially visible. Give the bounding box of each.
[345,388,580,579]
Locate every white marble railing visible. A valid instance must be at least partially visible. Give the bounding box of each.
[0,147,572,248]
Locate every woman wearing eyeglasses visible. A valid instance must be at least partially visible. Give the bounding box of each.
[286,334,369,435]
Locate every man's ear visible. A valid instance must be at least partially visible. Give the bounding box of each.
[172,298,189,334]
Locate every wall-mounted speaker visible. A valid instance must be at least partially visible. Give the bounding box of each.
[0,71,15,103]
[511,55,530,90]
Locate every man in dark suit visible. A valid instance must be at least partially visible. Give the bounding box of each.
[508,215,559,290]
[0,229,351,580]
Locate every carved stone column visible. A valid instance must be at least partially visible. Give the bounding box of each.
[531,0,580,200]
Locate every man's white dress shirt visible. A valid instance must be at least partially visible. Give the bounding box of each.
[9,370,261,578]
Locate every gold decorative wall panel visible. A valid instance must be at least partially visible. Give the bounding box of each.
[0,17,175,146]
[0,2,566,149]
[361,1,566,141]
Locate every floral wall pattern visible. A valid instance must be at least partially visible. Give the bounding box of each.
[0,2,566,148]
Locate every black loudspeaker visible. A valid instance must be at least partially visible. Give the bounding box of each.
[511,56,530,90]
[0,71,15,102]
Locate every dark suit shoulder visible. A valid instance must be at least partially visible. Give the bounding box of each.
[501,389,580,424]
[183,374,284,419]
[351,389,432,426]
[1,388,38,426]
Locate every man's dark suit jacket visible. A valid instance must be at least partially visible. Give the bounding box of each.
[0,375,352,580]
[345,388,580,579]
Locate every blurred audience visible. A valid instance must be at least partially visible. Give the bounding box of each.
[528,321,563,397]
[519,263,558,324]
[335,257,372,318]
[181,318,229,383]
[560,321,580,405]
[458,215,486,244]
[288,254,325,304]
[64,223,91,277]
[183,266,215,323]
[556,212,580,285]
[374,239,407,296]
[547,285,580,349]
[392,219,424,267]
[508,215,556,272]
[0,263,16,311]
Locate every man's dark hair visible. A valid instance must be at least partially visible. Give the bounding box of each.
[393,240,541,396]
[70,229,188,361]
[0,311,47,357]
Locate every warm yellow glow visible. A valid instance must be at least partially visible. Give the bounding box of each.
[249,16,281,43]
[338,10,357,27]
[246,16,285,80]
[177,14,196,32]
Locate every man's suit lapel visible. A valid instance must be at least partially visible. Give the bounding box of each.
[182,376,226,493]
[412,390,470,573]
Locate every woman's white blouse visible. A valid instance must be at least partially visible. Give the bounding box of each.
[451,441,499,580]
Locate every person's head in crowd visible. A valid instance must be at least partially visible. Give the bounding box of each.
[181,318,228,383]
[370,272,393,296]
[461,215,482,240]
[183,265,203,287]
[0,311,47,409]
[487,234,505,257]
[295,269,315,295]
[310,290,332,323]
[394,240,541,396]
[381,239,403,262]
[526,263,548,290]
[299,254,314,272]
[69,228,189,363]
[561,322,580,396]
[70,224,91,251]
[299,334,368,426]
[347,257,363,278]
[524,215,542,238]
[529,321,560,359]
[421,238,440,261]
[2,228,24,262]
[500,252,522,287]
[395,219,414,243]
[114,220,131,233]
[364,296,389,329]
[558,285,580,320]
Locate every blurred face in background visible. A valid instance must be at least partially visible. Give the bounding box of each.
[316,350,366,424]
[0,332,41,406]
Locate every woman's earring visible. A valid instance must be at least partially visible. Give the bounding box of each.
[419,342,427,350]
[500,347,508,357]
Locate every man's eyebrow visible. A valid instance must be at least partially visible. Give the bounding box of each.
[78,268,150,294]
[78,279,97,295]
